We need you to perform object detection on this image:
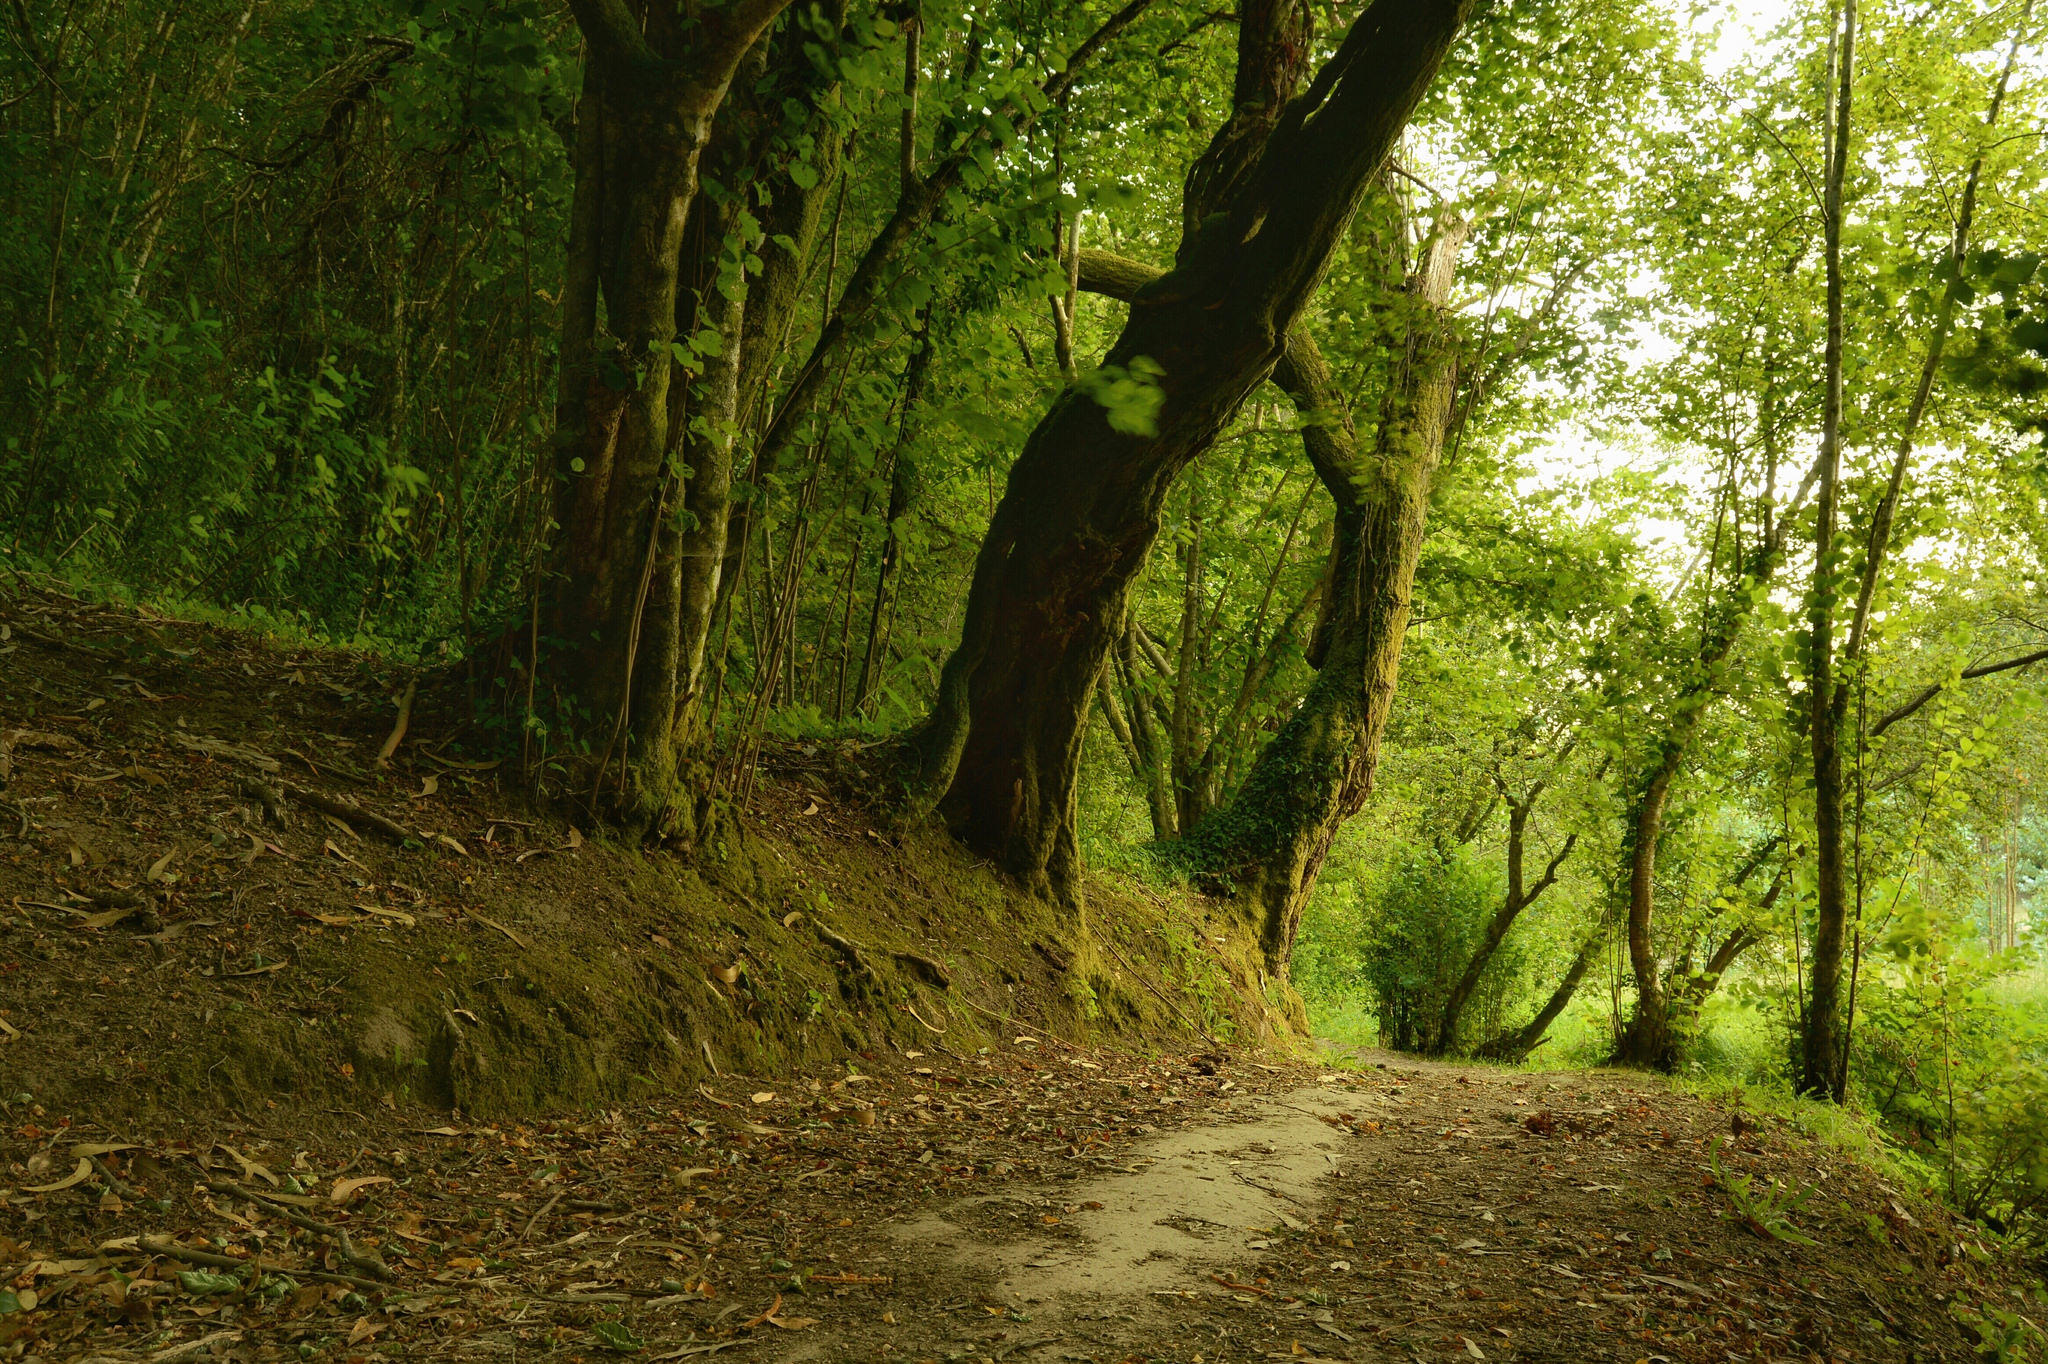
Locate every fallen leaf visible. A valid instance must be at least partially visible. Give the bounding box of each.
[592,1321,646,1353]
[751,1092,776,1105]
[1460,1337,1486,1360]
[469,911,531,949]
[24,1157,92,1193]
[219,1146,278,1185]
[145,849,176,882]
[352,904,417,928]
[800,801,820,816]
[330,1175,393,1204]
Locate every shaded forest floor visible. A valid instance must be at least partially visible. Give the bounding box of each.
[1,584,2041,1363]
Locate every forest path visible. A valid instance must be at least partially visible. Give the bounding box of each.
[796,1053,1982,1364]
[2,1040,2005,1364]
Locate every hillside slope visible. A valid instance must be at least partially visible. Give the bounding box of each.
[0,582,1288,1126]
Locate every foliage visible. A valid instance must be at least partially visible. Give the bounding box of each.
[1709,1136,1819,1245]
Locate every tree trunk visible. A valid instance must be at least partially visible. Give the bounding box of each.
[911,0,1476,902]
[908,3,1468,912]
[1433,800,1577,1054]
[855,308,934,714]
[1474,927,1605,1064]
[542,0,792,824]
[1801,0,1855,1101]
[1613,744,1685,1068]
[1180,217,1467,973]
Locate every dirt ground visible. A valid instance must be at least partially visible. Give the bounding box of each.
[2,1046,2031,1364]
[1,586,2040,1364]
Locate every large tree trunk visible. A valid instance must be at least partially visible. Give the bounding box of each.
[1180,218,1467,973]
[542,0,791,824]
[908,0,1470,903]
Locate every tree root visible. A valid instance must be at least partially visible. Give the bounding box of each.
[205,1179,394,1280]
[136,1234,386,1292]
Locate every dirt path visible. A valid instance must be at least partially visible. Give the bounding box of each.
[770,1056,1996,1364]
[7,1044,2012,1364]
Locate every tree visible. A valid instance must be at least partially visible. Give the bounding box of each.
[909,0,1473,904]
[542,0,797,826]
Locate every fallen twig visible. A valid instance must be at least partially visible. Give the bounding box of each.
[519,1190,564,1243]
[204,1180,393,1280]
[135,1234,385,1292]
[281,782,412,843]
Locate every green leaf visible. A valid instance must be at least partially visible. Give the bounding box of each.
[592,1321,646,1353]
[177,1269,243,1297]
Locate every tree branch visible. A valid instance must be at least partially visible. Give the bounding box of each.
[1871,644,2048,737]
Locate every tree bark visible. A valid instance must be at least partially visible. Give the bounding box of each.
[1801,0,1855,1101]
[543,0,793,824]
[907,0,1470,905]
[1802,0,2026,1100]
[1183,217,1467,973]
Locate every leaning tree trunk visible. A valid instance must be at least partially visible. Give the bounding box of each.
[543,0,791,824]
[1433,800,1577,1055]
[1474,926,1605,1064]
[1179,218,1467,974]
[910,0,1472,903]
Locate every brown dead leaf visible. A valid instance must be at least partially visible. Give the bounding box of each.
[352,904,416,928]
[218,1146,278,1186]
[330,1175,393,1204]
[24,1157,92,1193]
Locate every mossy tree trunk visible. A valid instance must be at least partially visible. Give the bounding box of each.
[1175,218,1466,975]
[544,0,794,825]
[910,0,1471,904]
